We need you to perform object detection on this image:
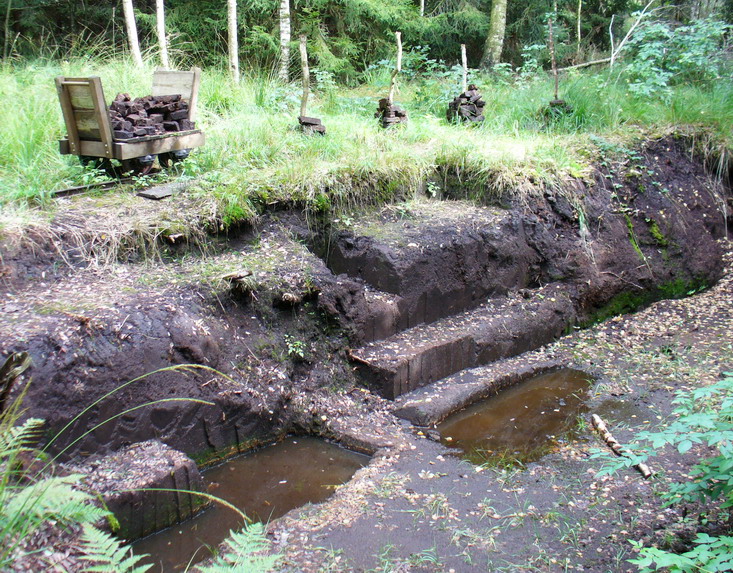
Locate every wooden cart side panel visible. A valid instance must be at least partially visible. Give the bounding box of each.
[55,77,82,154]
[114,131,205,160]
[55,76,113,158]
[151,67,201,122]
[89,76,114,157]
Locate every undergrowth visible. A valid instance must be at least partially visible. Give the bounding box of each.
[0,54,731,236]
[0,356,281,571]
[595,373,733,572]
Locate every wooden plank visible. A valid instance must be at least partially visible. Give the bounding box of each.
[152,67,201,121]
[113,131,205,159]
[152,70,193,96]
[67,84,96,109]
[88,76,114,158]
[137,187,173,200]
[73,110,102,139]
[56,77,82,154]
[188,67,201,122]
[55,76,113,158]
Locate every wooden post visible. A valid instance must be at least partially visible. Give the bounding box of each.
[461,44,468,93]
[387,31,402,106]
[299,35,309,118]
[576,0,582,62]
[548,17,559,101]
[156,0,169,69]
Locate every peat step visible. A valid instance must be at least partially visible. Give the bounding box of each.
[350,283,576,399]
[323,201,541,344]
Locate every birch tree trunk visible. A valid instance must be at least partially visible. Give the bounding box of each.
[227,0,239,83]
[122,0,143,67]
[156,0,169,68]
[479,0,507,69]
[4,0,12,62]
[279,0,291,82]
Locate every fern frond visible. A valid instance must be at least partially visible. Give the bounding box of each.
[1,475,108,531]
[197,523,281,573]
[79,524,152,573]
[0,418,45,457]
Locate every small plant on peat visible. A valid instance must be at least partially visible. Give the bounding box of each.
[595,373,733,572]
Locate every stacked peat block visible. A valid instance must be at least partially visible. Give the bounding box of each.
[375,98,408,128]
[108,93,195,140]
[298,116,326,135]
[446,84,485,124]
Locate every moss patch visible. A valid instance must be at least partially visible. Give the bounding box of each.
[581,277,710,327]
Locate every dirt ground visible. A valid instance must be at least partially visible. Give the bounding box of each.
[268,241,733,572]
[1,136,732,572]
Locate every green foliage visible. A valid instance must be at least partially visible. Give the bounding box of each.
[623,18,732,100]
[0,413,133,569]
[595,374,733,572]
[79,525,152,573]
[197,523,280,572]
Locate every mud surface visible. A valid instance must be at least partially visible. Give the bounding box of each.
[1,136,732,571]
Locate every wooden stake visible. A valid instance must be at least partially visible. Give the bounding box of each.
[591,414,652,479]
[461,44,468,94]
[387,31,402,105]
[299,35,309,118]
[548,17,559,101]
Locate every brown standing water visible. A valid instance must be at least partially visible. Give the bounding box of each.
[131,437,370,571]
[437,369,593,465]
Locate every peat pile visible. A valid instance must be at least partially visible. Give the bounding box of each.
[108,93,195,139]
[446,83,485,123]
[375,98,408,128]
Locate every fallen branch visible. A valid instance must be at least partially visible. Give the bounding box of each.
[559,57,611,72]
[591,413,652,479]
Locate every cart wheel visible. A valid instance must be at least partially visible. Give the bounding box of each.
[158,149,191,169]
[121,155,155,176]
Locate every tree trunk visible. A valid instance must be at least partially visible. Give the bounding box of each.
[479,0,507,69]
[279,0,291,83]
[3,0,12,62]
[122,0,143,68]
[156,0,169,68]
[227,0,239,83]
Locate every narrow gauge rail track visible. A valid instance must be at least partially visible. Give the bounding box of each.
[50,177,136,199]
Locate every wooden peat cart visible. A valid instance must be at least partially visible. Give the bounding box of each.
[56,68,205,175]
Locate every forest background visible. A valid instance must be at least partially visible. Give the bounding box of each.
[4,0,733,80]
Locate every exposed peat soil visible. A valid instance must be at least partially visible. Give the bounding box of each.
[1,136,732,571]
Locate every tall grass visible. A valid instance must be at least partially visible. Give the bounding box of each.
[0,57,730,231]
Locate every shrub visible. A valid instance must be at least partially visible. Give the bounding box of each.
[623,18,731,100]
[596,373,733,572]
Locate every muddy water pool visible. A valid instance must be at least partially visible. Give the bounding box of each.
[132,436,369,571]
[438,369,593,465]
